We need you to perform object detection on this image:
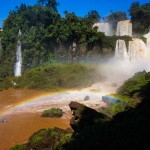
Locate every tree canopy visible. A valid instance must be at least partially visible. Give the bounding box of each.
[129,2,150,34]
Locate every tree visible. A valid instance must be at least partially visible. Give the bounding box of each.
[129,2,150,34]
[129,2,140,16]
[38,0,58,11]
[85,10,101,26]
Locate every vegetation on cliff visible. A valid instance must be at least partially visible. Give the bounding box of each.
[100,71,148,116]
[0,63,101,91]
[13,63,101,90]
[41,108,63,118]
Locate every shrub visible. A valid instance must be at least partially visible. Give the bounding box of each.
[41,108,63,118]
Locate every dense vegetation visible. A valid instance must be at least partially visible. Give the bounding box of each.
[0,1,109,77]
[100,71,148,116]
[1,0,149,77]
[0,63,101,91]
[13,63,101,90]
[129,2,150,35]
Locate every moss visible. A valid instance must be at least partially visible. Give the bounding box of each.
[118,71,149,97]
[42,108,63,118]
[10,144,25,150]
[13,63,100,90]
[53,132,72,150]
[29,129,46,145]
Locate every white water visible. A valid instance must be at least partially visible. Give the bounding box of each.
[144,31,150,49]
[93,22,112,36]
[116,20,132,37]
[14,30,22,77]
[128,38,147,61]
[115,40,129,61]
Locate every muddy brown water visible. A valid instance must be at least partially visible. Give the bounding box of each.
[0,89,70,150]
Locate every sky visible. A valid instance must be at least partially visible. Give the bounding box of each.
[0,0,149,27]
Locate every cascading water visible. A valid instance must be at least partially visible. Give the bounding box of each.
[115,20,148,62]
[144,31,150,49]
[14,30,22,77]
[115,40,129,61]
[116,20,132,37]
[115,38,147,62]
[128,38,147,61]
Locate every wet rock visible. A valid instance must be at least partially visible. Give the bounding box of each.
[84,95,90,101]
[69,101,109,131]
[102,96,123,106]
[0,118,7,123]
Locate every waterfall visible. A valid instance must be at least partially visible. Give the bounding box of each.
[116,20,132,37]
[93,22,112,36]
[128,38,147,61]
[115,38,147,62]
[115,40,129,61]
[14,30,22,77]
[144,31,150,49]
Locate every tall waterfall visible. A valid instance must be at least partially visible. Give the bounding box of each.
[115,40,129,61]
[14,30,22,77]
[116,20,132,37]
[128,38,147,61]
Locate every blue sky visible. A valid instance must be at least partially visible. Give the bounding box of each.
[0,0,149,27]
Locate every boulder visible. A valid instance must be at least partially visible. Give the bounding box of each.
[84,95,90,101]
[69,101,109,131]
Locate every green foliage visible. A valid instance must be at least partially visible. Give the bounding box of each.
[30,129,46,145]
[0,2,122,77]
[42,108,63,117]
[10,144,25,150]
[109,103,125,116]
[118,71,149,97]
[129,2,150,34]
[85,10,101,25]
[100,94,134,117]
[13,63,99,90]
[38,0,59,11]
[0,78,12,91]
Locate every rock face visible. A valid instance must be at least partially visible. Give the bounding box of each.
[69,101,109,131]
[115,40,129,61]
[93,22,112,36]
[116,20,132,36]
